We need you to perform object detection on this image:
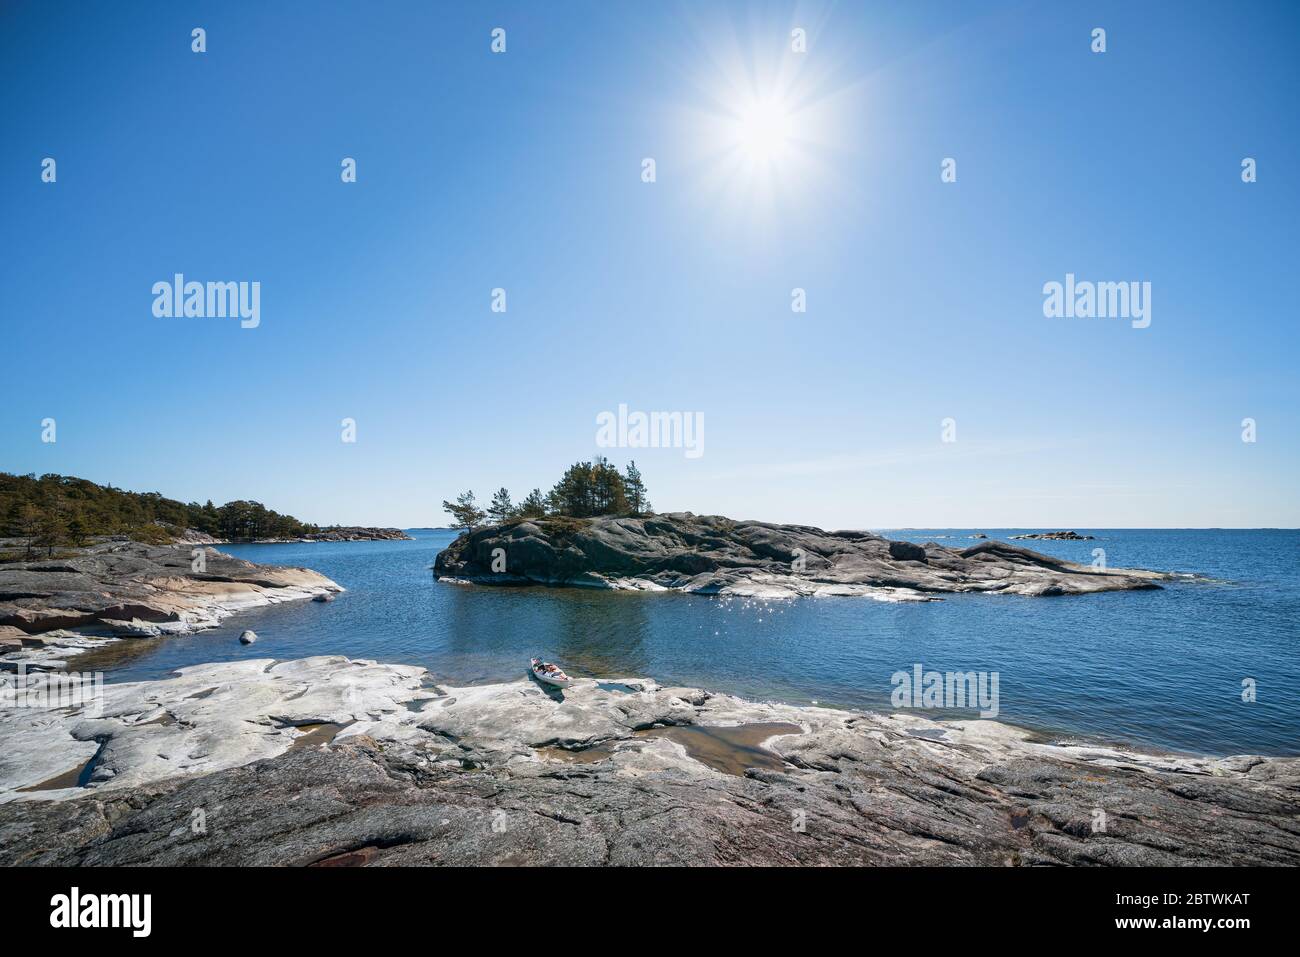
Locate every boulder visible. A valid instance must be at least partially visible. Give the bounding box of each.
[888,541,928,563]
[239,630,257,645]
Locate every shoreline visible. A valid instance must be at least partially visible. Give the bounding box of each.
[0,541,343,671]
[172,528,412,546]
[2,654,1296,865]
[5,629,1271,762]
[0,539,1277,760]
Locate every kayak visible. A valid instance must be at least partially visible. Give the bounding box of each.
[530,657,573,688]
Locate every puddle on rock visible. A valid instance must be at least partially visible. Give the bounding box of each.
[595,682,640,694]
[137,712,177,727]
[18,742,106,792]
[543,722,802,776]
[309,845,380,867]
[287,721,353,750]
[905,728,949,742]
[405,697,445,712]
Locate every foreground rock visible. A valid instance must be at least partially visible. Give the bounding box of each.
[434,513,1162,599]
[0,657,425,801]
[1,656,1295,866]
[0,542,341,669]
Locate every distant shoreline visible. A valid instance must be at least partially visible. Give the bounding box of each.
[174,527,412,546]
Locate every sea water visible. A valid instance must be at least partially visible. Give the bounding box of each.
[85,528,1300,756]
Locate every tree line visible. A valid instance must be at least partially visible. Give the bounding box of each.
[0,472,320,556]
[442,458,651,531]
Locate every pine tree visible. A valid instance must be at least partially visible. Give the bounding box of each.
[517,488,547,518]
[36,510,67,557]
[623,460,650,515]
[4,501,23,537]
[591,456,628,515]
[67,516,88,546]
[544,487,563,516]
[547,462,594,517]
[201,500,220,535]
[438,461,650,524]
[487,487,515,524]
[442,490,486,533]
[18,503,41,558]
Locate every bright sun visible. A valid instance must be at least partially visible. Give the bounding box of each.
[677,22,851,215]
[732,96,794,162]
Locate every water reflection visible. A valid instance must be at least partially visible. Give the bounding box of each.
[440,582,652,681]
[550,590,650,677]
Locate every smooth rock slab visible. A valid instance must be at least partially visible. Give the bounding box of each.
[0,656,427,801]
[1,656,1298,866]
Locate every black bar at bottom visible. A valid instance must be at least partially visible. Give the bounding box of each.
[0,865,1282,943]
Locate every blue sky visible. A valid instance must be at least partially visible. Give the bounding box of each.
[2,1,1297,528]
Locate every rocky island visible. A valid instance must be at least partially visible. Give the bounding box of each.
[1010,531,1096,541]
[1,655,1296,866]
[433,513,1162,598]
[0,541,341,667]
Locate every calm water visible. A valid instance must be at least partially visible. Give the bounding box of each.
[87,529,1300,756]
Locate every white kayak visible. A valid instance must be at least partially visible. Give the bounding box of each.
[530,657,573,688]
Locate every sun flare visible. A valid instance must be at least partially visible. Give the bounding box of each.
[671,15,858,219]
[732,96,794,162]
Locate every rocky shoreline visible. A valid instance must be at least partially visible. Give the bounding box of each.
[434,513,1164,598]
[173,526,411,545]
[0,541,342,669]
[1,655,1296,866]
[2,532,1291,867]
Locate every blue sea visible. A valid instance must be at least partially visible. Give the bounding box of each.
[90,529,1299,756]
